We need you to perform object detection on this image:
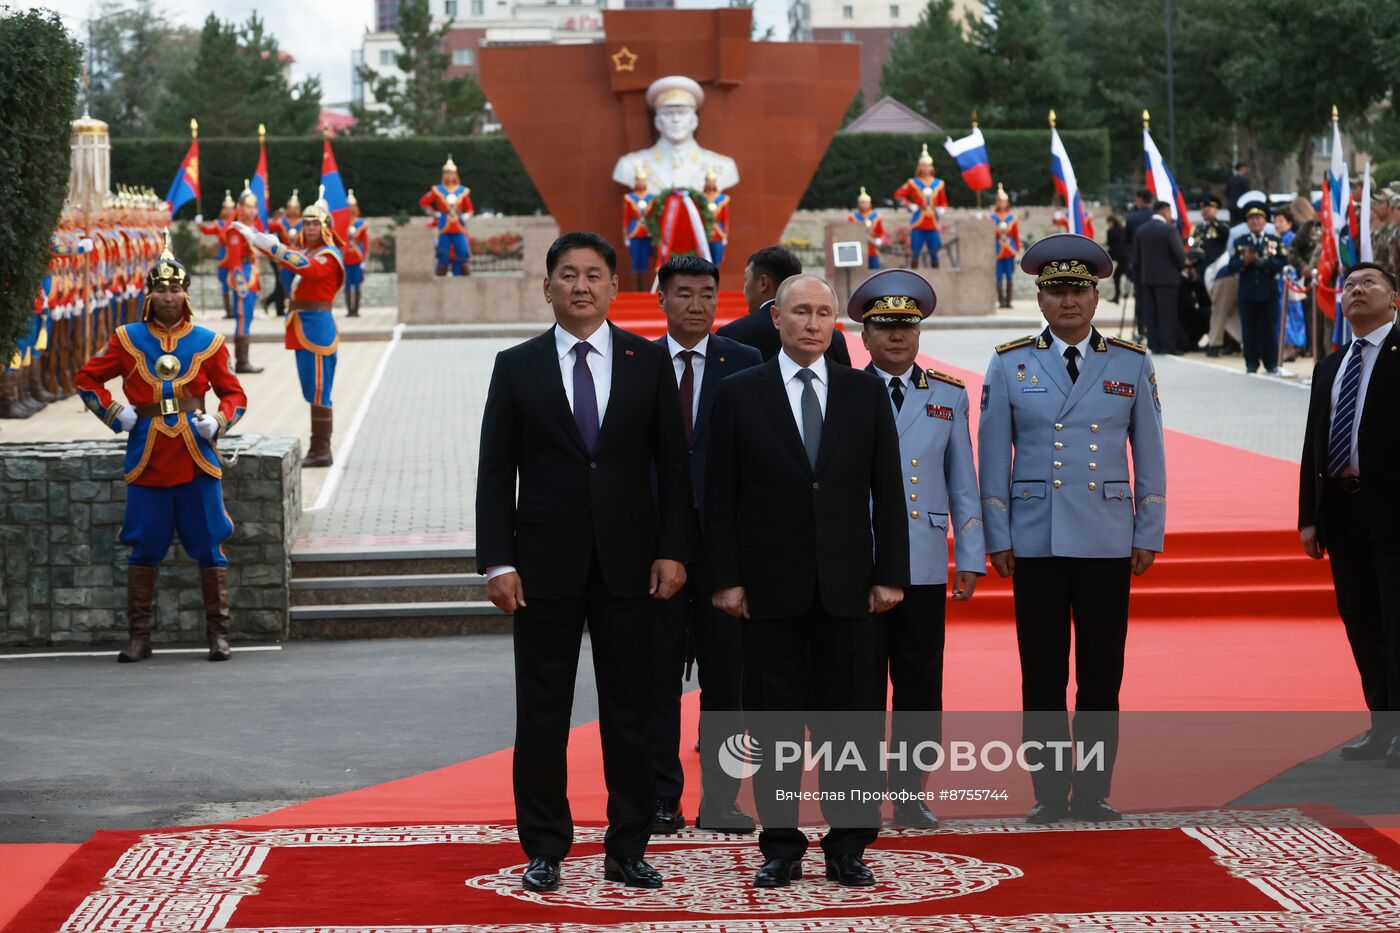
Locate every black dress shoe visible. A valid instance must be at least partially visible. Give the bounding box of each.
[1069,798,1123,822]
[890,800,940,829]
[696,800,756,833]
[1026,800,1068,824]
[603,855,663,888]
[521,856,560,892]
[650,797,686,834]
[824,853,876,887]
[1340,729,1394,761]
[754,857,802,888]
[1386,736,1400,769]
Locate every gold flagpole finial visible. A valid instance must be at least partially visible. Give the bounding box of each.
[1142,109,1150,129]
[258,122,266,140]
[1048,109,1057,129]
[971,108,978,128]
[322,121,330,138]
[1331,104,1339,123]
[190,118,198,138]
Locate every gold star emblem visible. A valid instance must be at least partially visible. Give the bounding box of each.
[611,46,638,72]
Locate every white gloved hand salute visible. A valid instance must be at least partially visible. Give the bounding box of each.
[231,221,280,255]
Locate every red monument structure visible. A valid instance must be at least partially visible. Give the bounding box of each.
[479,8,859,277]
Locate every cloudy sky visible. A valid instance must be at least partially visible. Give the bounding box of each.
[21,0,790,106]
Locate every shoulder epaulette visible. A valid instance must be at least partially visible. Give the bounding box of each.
[927,368,964,388]
[1107,336,1147,354]
[995,336,1035,354]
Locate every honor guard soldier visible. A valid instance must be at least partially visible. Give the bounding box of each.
[623,166,654,292]
[1226,200,1289,375]
[344,189,368,317]
[419,154,473,276]
[197,191,237,319]
[702,169,730,267]
[992,184,1021,308]
[893,144,949,269]
[74,232,248,663]
[853,270,985,828]
[849,187,886,270]
[978,233,1167,824]
[225,181,264,374]
[234,188,343,468]
[269,190,303,307]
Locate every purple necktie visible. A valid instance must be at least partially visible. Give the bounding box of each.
[573,341,599,454]
[678,350,697,442]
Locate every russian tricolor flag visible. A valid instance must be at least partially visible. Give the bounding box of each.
[944,127,992,192]
[249,137,270,229]
[1050,127,1094,238]
[1143,127,1190,240]
[164,139,199,218]
[320,137,352,245]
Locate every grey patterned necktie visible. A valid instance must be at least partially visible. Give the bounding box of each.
[795,368,822,468]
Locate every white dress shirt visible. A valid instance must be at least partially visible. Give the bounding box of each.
[666,332,708,426]
[1328,320,1394,477]
[1049,331,1093,375]
[777,350,828,443]
[487,320,613,582]
[556,319,612,421]
[871,363,917,412]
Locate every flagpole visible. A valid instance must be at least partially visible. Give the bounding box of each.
[1048,108,1058,214]
[972,110,982,210]
[259,121,267,207]
[191,118,200,217]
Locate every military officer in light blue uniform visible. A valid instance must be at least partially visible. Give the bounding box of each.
[978,233,1167,825]
[854,269,985,829]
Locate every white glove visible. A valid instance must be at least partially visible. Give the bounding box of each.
[232,222,278,254]
[115,407,137,432]
[935,207,947,219]
[193,413,219,440]
[79,237,94,252]
[193,214,204,224]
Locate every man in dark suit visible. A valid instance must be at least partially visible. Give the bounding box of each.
[648,254,762,836]
[476,231,693,892]
[1299,261,1400,767]
[716,245,853,366]
[1225,162,1251,224]
[1132,201,1188,354]
[707,273,909,889]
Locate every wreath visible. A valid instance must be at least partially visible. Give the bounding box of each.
[645,187,718,251]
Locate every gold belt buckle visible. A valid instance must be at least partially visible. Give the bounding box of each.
[159,397,179,416]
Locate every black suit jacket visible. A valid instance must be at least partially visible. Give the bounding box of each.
[1299,323,1400,545]
[705,357,909,620]
[1132,218,1187,287]
[652,333,762,517]
[476,322,693,599]
[715,301,853,367]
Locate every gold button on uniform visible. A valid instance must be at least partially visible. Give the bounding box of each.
[1088,482,1097,491]
[911,510,920,519]
[910,493,918,502]
[1088,462,1097,471]
[1089,444,1098,452]
[1090,424,1099,433]
[1054,442,1064,450]
[1055,423,1064,431]
[910,459,919,467]
[1053,461,1062,469]
[910,476,919,485]
[1052,479,1062,489]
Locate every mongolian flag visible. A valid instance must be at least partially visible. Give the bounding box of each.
[1050,124,1094,238]
[320,137,352,245]
[164,138,199,218]
[944,127,992,192]
[1143,125,1191,241]
[249,130,270,229]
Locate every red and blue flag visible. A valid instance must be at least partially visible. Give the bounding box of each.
[320,137,352,245]
[249,135,269,229]
[164,139,199,218]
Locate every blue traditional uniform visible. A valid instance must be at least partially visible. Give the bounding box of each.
[977,233,1166,824]
[419,155,472,276]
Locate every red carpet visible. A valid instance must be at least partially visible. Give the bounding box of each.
[10,808,1400,932]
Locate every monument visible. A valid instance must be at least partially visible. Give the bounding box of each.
[611,76,739,193]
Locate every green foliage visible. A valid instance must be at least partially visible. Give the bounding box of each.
[1373,161,1400,189]
[840,87,866,129]
[644,189,717,249]
[967,0,1092,130]
[110,136,544,217]
[0,8,83,361]
[86,1,199,138]
[350,0,486,136]
[879,0,976,124]
[799,129,1109,209]
[154,13,320,137]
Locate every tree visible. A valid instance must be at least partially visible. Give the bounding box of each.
[86,1,198,138]
[154,13,321,137]
[0,8,83,360]
[966,0,1092,131]
[879,0,977,125]
[351,0,486,136]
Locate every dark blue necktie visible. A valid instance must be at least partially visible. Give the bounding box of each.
[573,341,599,454]
[1327,339,1367,477]
[796,368,822,468]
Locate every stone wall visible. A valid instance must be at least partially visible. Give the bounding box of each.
[0,435,301,647]
[396,217,560,324]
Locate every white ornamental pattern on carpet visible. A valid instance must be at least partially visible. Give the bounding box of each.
[54,810,1400,933]
[464,844,1021,913]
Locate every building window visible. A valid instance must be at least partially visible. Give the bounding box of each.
[379,49,396,65]
[471,0,484,12]
[445,0,458,16]
[890,3,899,16]
[453,47,475,66]
[841,28,854,42]
[842,4,853,17]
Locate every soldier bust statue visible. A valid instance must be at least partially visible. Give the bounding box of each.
[612,75,739,194]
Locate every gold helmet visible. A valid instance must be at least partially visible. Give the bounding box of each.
[633,164,648,185]
[442,153,458,174]
[286,188,301,211]
[917,143,934,167]
[141,230,193,321]
[238,178,257,206]
[995,182,1010,203]
[857,185,872,205]
[298,185,339,247]
[221,189,235,210]
[346,188,358,207]
[704,167,718,185]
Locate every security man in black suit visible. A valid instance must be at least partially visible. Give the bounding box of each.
[1132,201,1188,354]
[477,231,693,893]
[707,273,909,889]
[648,254,762,836]
[1299,261,1400,768]
[715,245,853,366]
